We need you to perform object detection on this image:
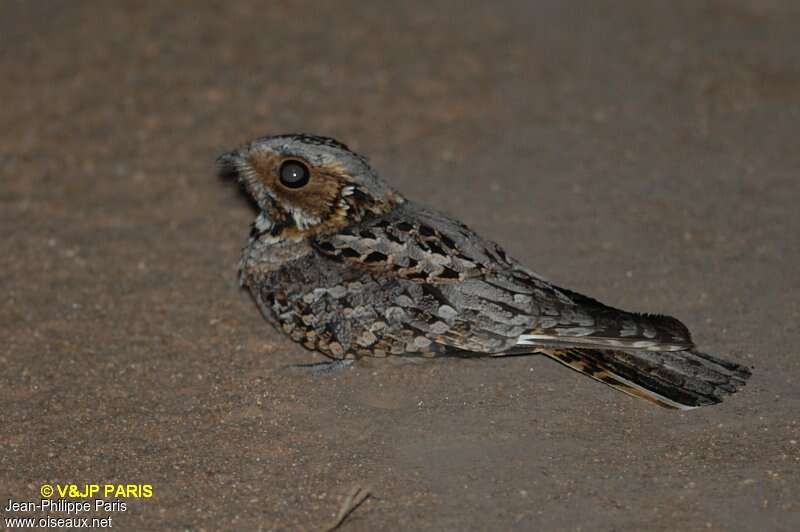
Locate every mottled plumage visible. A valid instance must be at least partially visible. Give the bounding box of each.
[219,134,751,409]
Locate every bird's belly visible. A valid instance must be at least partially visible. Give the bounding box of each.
[252,270,527,360]
[252,262,414,359]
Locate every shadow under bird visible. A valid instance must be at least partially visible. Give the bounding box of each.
[218,134,751,410]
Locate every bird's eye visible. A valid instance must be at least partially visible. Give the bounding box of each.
[279,160,310,188]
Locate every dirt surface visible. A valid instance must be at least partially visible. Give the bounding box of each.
[2,1,799,530]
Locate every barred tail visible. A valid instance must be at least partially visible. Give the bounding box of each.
[543,347,751,410]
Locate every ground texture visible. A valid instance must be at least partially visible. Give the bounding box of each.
[2,1,799,530]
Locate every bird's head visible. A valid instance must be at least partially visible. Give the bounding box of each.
[218,134,403,240]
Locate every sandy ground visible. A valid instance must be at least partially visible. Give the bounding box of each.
[2,1,799,530]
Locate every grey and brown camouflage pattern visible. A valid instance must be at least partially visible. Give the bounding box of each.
[220,134,751,409]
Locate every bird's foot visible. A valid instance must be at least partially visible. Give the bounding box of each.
[283,359,355,374]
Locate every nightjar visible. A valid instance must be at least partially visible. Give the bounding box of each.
[218,134,751,409]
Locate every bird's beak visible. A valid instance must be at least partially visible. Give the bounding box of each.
[217,151,245,180]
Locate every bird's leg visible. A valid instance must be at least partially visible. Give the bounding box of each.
[283,359,355,374]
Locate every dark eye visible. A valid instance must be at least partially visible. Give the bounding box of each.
[279,160,310,188]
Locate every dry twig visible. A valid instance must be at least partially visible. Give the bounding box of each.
[324,485,371,531]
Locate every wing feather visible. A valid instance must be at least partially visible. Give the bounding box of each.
[312,201,694,355]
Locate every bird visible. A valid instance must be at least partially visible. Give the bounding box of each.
[218,133,751,410]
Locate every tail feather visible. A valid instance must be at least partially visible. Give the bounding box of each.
[542,347,751,410]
